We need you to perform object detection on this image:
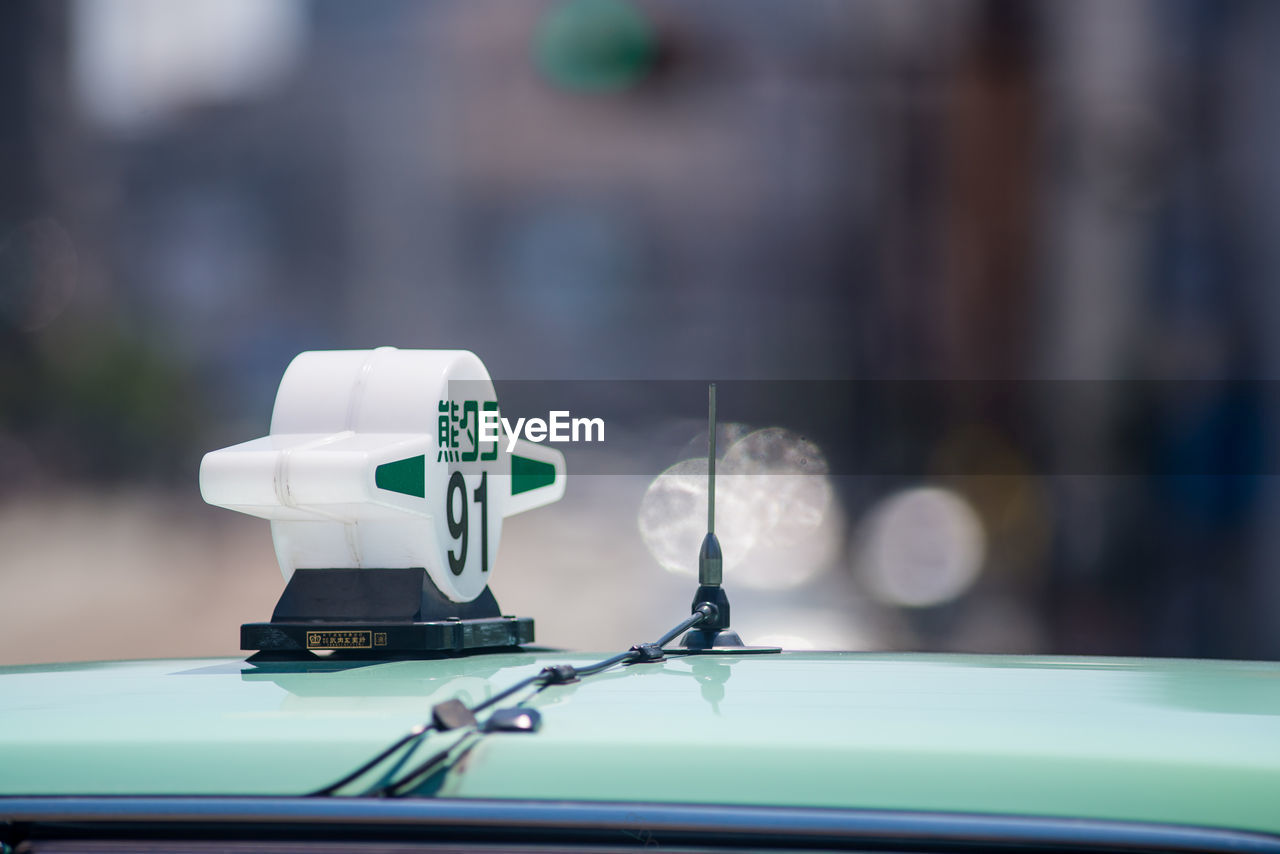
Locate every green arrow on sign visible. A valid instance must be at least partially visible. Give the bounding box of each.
[375,455,425,498]
[512,454,556,495]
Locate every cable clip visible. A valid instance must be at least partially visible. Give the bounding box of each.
[540,664,580,685]
[629,642,665,662]
[431,698,477,731]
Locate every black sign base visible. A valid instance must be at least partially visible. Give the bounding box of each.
[241,617,533,654]
[241,567,534,655]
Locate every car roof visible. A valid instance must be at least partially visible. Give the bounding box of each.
[3,650,1280,834]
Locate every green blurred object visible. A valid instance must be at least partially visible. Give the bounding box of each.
[534,0,657,93]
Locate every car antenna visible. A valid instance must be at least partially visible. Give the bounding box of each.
[677,384,778,653]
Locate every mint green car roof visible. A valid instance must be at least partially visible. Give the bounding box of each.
[3,651,1280,835]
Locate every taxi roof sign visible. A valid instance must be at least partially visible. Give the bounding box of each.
[199,347,565,655]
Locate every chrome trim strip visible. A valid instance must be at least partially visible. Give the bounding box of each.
[2,797,1278,853]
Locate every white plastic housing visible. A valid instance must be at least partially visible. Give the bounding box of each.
[199,347,565,603]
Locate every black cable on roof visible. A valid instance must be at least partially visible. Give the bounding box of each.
[308,603,716,797]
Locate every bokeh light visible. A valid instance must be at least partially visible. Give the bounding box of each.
[638,427,837,590]
[854,486,986,608]
[753,633,816,651]
[744,598,907,651]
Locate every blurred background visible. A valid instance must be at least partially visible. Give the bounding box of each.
[4,0,1280,664]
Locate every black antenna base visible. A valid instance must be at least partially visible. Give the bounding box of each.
[681,627,745,650]
[680,585,781,654]
[689,585,731,630]
[683,586,744,650]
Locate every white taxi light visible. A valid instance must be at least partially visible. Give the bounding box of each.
[199,347,565,604]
